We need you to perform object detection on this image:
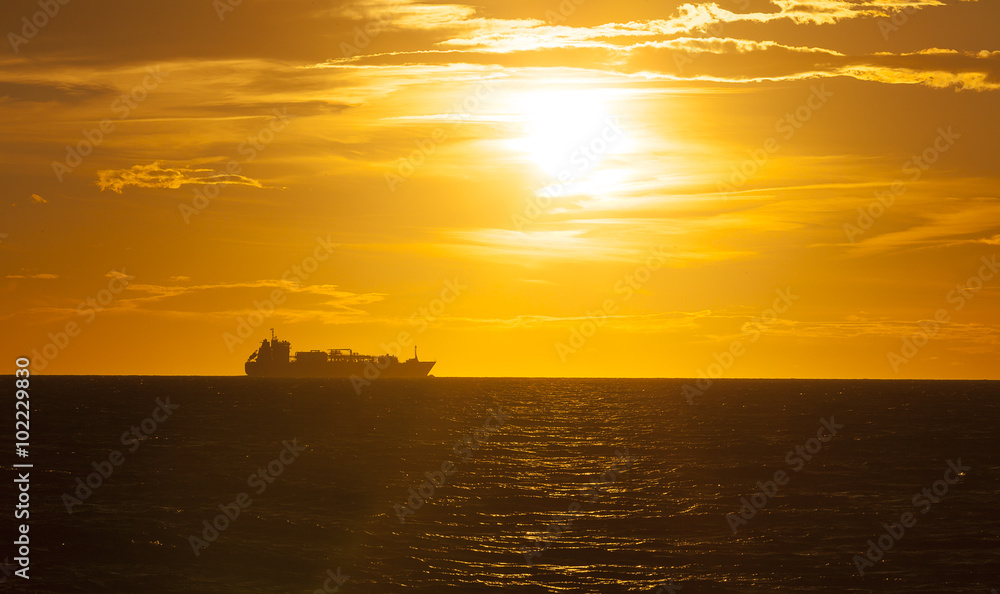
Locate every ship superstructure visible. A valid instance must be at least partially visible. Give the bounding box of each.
[245,330,435,378]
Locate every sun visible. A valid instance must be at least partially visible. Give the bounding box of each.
[509,89,627,179]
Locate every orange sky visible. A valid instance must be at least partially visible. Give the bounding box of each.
[2,0,998,377]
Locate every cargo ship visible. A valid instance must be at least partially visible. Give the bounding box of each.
[245,330,435,378]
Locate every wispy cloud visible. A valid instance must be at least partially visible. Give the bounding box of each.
[322,0,996,92]
[430,228,758,265]
[430,1,938,51]
[846,200,1000,254]
[96,161,268,194]
[7,273,59,279]
[0,80,117,103]
[5,278,387,324]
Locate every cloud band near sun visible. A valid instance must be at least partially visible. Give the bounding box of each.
[96,162,267,194]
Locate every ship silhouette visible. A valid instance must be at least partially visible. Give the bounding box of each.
[245,330,435,378]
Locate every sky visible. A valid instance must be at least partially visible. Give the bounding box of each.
[1,0,998,378]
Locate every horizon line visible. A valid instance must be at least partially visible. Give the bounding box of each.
[8,374,999,381]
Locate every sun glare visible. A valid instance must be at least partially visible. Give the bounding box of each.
[509,89,628,179]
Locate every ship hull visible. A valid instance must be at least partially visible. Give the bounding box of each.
[245,359,434,378]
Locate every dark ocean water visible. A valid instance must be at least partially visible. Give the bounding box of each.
[2,377,998,593]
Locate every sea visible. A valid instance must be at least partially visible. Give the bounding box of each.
[2,377,998,593]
